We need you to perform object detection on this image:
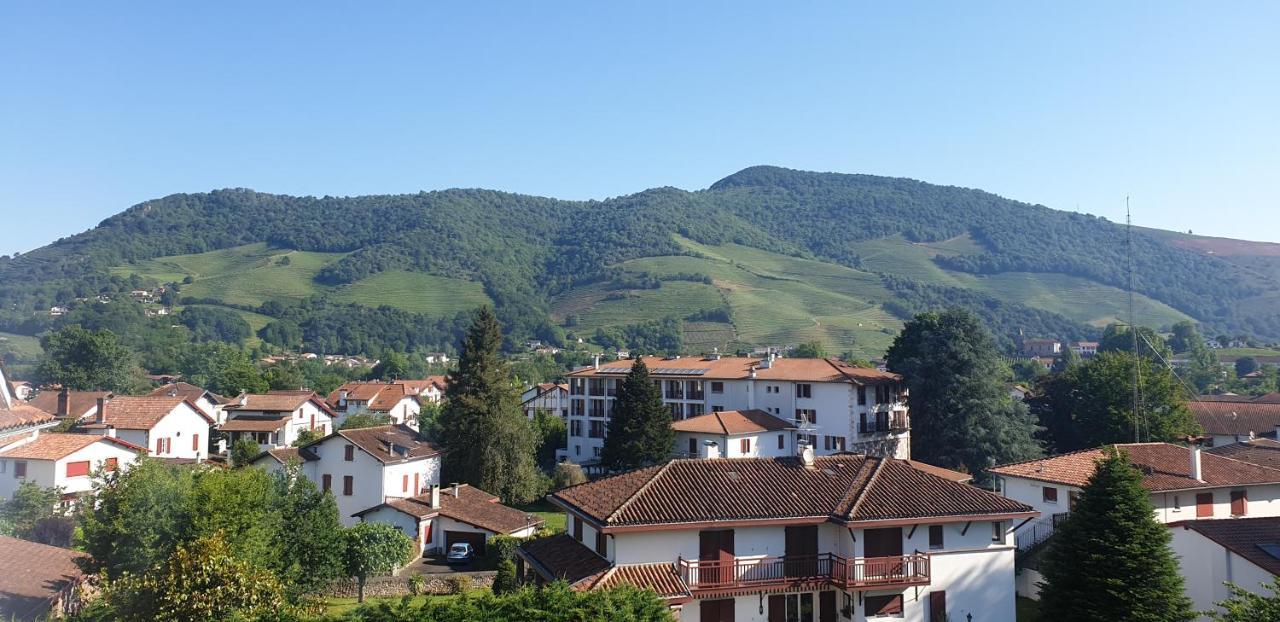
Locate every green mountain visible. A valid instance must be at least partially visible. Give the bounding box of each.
[2,166,1276,358]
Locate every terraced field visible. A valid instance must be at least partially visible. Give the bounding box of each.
[0,331,43,365]
[330,270,491,316]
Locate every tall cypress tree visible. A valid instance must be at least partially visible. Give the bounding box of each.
[438,308,543,504]
[1038,448,1195,621]
[601,358,674,471]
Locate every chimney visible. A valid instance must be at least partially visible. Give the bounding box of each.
[593,355,601,371]
[96,397,107,424]
[105,425,116,439]
[338,390,348,406]
[430,484,441,508]
[452,482,460,498]
[57,387,70,417]
[1189,441,1203,482]
[701,440,720,460]
[799,441,815,468]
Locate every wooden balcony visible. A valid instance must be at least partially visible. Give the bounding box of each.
[676,553,930,594]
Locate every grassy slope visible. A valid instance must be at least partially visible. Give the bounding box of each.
[0,331,43,363]
[112,244,491,315]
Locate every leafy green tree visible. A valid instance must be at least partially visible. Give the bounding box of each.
[1032,352,1198,452]
[533,408,567,470]
[353,582,674,621]
[417,400,442,442]
[292,428,322,447]
[185,466,280,570]
[492,559,518,595]
[370,351,409,380]
[264,363,307,391]
[35,325,140,392]
[1169,320,1201,354]
[78,460,196,579]
[1100,323,1173,361]
[601,358,676,471]
[1050,345,1082,373]
[0,481,65,544]
[343,522,414,603]
[886,309,1042,480]
[271,465,345,598]
[1038,448,1195,621]
[792,340,828,359]
[230,437,262,467]
[1236,356,1260,378]
[552,462,588,490]
[85,532,290,622]
[339,411,391,430]
[179,343,267,396]
[1211,577,1280,620]
[438,308,544,504]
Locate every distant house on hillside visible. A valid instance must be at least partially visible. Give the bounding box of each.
[399,376,448,404]
[1021,339,1061,357]
[423,353,450,365]
[1068,341,1098,358]
[1188,395,1280,446]
[324,381,422,429]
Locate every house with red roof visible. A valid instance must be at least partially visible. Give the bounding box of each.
[0,432,141,504]
[325,381,422,429]
[0,535,90,620]
[670,409,797,459]
[565,355,909,464]
[80,395,214,461]
[26,388,112,422]
[354,483,542,558]
[148,382,229,425]
[219,391,335,452]
[518,453,1035,622]
[1188,394,1280,446]
[1170,517,1280,618]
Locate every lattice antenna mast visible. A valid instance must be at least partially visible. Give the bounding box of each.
[1127,197,1141,442]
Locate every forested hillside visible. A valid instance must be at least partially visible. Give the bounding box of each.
[2,166,1276,359]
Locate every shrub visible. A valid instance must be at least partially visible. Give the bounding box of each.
[445,574,472,595]
[552,462,588,490]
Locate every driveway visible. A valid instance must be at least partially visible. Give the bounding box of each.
[398,554,496,577]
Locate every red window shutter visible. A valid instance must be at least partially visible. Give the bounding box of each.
[1231,490,1247,516]
[1196,492,1214,517]
[929,591,947,622]
[155,438,164,454]
[192,434,199,452]
[402,474,409,493]
[741,438,751,454]
[66,461,90,477]
[344,445,354,461]
[414,473,420,494]
[343,476,353,496]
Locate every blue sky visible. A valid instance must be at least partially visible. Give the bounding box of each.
[1,2,1277,255]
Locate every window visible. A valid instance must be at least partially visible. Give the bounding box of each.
[1042,486,1058,504]
[571,399,585,417]
[595,530,607,557]
[778,434,785,450]
[689,438,698,455]
[1231,490,1247,516]
[796,383,812,399]
[322,474,332,492]
[1196,492,1214,517]
[592,446,601,457]
[795,409,816,425]
[574,445,581,456]
[13,461,26,478]
[573,517,583,542]
[1173,495,1181,511]
[929,525,944,550]
[711,405,724,412]
[858,386,867,405]
[669,402,684,419]
[569,420,583,437]
[991,521,1003,542]
[590,400,606,417]
[66,461,90,477]
[104,457,118,472]
[687,403,704,417]
[0,460,6,473]
[589,420,606,438]
[929,591,947,622]
[711,381,724,394]
[344,445,354,461]
[865,594,903,617]
[740,438,751,454]
[342,475,353,496]
[785,593,814,622]
[402,474,409,493]
[824,435,846,452]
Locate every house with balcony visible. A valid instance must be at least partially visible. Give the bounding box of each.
[565,355,908,464]
[671,409,797,459]
[250,423,440,526]
[521,382,570,420]
[219,391,335,452]
[324,381,422,429]
[989,442,1280,599]
[517,453,1035,622]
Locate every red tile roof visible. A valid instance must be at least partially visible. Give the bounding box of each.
[1190,400,1280,437]
[670,409,795,435]
[81,396,212,430]
[1172,517,1280,576]
[356,484,542,533]
[0,535,86,620]
[219,416,289,432]
[332,425,440,464]
[147,382,212,402]
[0,433,141,461]
[588,563,692,602]
[0,403,55,433]
[26,390,110,419]
[553,455,1032,529]
[990,443,1280,491]
[1207,439,1280,470]
[568,356,900,385]
[226,392,331,414]
[517,534,611,586]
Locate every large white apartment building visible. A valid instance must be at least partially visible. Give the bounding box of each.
[518,452,1035,622]
[564,355,909,464]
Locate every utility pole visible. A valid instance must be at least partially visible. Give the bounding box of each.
[1127,197,1140,442]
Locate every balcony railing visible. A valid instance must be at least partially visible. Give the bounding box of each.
[858,416,909,434]
[1015,512,1070,552]
[676,553,930,593]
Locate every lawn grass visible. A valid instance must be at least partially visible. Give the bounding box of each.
[330,270,491,316]
[0,331,43,364]
[517,499,565,534]
[1215,347,1280,358]
[321,592,471,615]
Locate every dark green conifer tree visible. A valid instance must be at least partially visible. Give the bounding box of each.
[601,358,675,471]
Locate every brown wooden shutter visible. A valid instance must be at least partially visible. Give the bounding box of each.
[1231,490,1247,516]
[819,591,837,622]
[929,591,947,622]
[595,530,607,557]
[343,475,353,496]
[321,474,331,492]
[344,445,354,461]
[1196,492,1214,517]
[573,517,583,542]
[768,595,786,622]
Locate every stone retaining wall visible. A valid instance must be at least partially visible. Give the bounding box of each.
[325,572,496,599]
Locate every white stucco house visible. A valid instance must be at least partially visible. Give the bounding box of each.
[0,432,141,504]
[1170,517,1280,620]
[354,483,542,557]
[80,395,214,461]
[670,409,797,459]
[147,382,228,425]
[220,391,335,452]
[565,355,909,465]
[518,452,1034,622]
[324,381,422,429]
[521,383,569,420]
[251,424,441,526]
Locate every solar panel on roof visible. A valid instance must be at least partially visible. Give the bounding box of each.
[1258,543,1280,559]
[650,368,709,376]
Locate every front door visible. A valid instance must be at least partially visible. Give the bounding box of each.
[700,598,735,622]
[768,595,786,622]
[785,525,819,578]
[863,527,903,579]
[819,591,837,622]
[699,529,735,587]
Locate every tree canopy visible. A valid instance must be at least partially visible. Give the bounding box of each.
[35,324,141,392]
[601,358,675,471]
